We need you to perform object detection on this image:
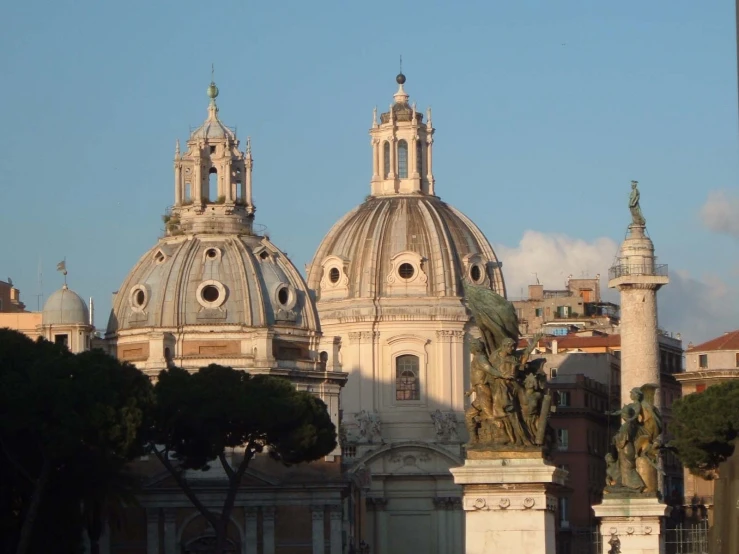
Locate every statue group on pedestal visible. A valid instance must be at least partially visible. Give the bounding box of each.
[605,385,663,495]
[463,285,554,450]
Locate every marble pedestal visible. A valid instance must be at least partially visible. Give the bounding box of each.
[593,496,669,554]
[450,451,566,554]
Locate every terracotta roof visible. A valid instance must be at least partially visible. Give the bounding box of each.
[686,330,739,353]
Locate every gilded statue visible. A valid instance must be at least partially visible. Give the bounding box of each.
[463,284,553,451]
[604,384,663,495]
[629,180,646,226]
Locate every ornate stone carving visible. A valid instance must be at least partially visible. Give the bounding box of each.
[604,384,663,495]
[366,497,388,511]
[353,410,382,444]
[430,410,459,442]
[463,285,555,452]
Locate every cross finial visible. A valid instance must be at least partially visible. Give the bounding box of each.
[211,63,215,83]
[399,55,403,74]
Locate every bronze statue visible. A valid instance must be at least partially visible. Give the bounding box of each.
[629,180,646,226]
[604,384,663,495]
[463,284,553,451]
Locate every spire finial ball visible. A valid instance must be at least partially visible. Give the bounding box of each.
[207,82,219,100]
[396,72,406,85]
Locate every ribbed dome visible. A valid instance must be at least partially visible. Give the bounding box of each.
[107,234,319,334]
[43,286,89,325]
[307,195,506,300]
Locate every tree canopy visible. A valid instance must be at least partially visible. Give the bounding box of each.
[669,380,739,478]
[0,329,154,554]
[151,364,337,554]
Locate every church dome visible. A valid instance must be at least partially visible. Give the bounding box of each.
[107,233,318,333]
[308,74,505,301]
[43,285,89,325]
[307,195,505,300]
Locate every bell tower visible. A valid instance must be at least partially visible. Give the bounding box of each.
[169,78,255,236]
[369,73,435,196]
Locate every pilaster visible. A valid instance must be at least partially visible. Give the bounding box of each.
[146,508,160,554]
[263,506,276,554]
[244,507,258,554]
[311,505,325,554]
[329,504,342,554]
[163,509,177,554]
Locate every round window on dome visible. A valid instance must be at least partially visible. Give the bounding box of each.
[470,264,483,283]
[196,280,227,309]
[135,289,145,306]
[328,267,340,284]
[206,248,218,259]
[201,285,220,303]
[398,263,415,280]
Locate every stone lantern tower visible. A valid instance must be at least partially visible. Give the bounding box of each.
[608,181,669,408]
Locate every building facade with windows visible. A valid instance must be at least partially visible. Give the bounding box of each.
[511,277,619,337]
[306,73,506,554]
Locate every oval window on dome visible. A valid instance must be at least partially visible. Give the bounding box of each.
[130,285,148,311]
[328,267,340,284]
[470,264,483,283]
[398,263,415,280]
[277,287,289,305]
[206,248,218,259]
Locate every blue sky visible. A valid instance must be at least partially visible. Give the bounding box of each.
[1,0,737,344]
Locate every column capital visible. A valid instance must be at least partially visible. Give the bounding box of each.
[311,505,325,520]
[328,505,342,520]
[163,508,177,523]
[366,497,388,511]
[263,506,276,519]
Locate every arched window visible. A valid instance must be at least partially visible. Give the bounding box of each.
[416,139,423,176]
[397,140,408,178]
[396,354,420,401]
[184,182,191,202]
[208,168,218,202]
[383,141,390,178]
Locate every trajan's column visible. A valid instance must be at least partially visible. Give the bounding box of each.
[608,181,669,408]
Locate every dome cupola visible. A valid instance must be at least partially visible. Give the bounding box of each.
[169,77,255,236]
[370,74,435,196]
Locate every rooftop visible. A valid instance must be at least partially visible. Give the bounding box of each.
[686,330,739,353]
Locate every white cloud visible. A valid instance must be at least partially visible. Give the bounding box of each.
[494,231,738,345]
[700,190,739,237]
[494,230,618,300]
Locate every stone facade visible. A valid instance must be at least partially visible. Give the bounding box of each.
[306,74,506,554]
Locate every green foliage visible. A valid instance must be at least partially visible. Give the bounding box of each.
[0,329,154,554]
[151,364,336,553]
[669,380,739,478]
[153,364,336,469]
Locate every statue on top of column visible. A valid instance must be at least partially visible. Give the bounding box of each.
[604,384,663,495]
[629,180,646,226]
[463,284,555,453]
